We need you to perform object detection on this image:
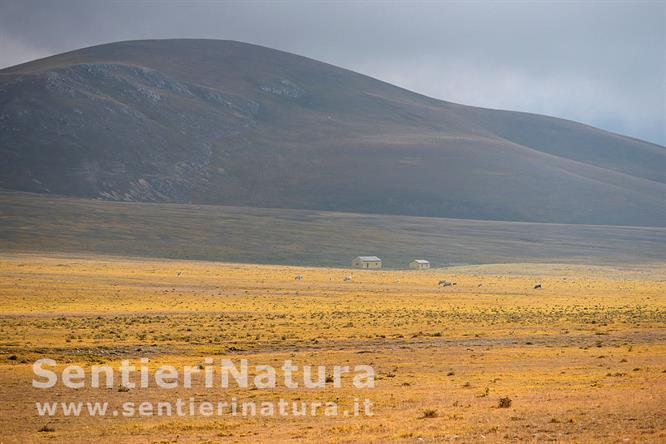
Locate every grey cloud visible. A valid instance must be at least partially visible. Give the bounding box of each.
[0,0,664,144]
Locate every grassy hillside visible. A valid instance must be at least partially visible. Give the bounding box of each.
[1,39,664,226]
[1,191,663,267]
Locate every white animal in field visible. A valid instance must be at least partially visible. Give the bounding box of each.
[438,280,452,287]
[294,275,304,281]
[344,275,353,282]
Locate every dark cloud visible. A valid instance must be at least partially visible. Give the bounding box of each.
[1,0,664,144]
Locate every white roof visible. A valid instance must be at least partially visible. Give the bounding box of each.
[355,256,382,262]
[411,259,430,264]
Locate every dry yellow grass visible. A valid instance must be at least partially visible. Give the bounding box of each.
[0,252,664,443]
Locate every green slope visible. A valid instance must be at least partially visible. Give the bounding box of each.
[1,191,664,267]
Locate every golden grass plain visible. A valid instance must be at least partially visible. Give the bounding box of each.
[0,252,664,443]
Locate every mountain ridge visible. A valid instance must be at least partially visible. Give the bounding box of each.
[1,39,664,226]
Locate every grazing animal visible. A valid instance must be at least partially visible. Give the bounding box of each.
[534,283,542,289]
[438,280,452,287]
[344,275,353,282]
[294,275,304,281]
[176,272,182,276]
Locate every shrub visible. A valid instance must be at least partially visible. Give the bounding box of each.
[498,396,512,408]
[421,408,438,418]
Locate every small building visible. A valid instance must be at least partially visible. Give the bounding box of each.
[352,256,382,269]
[409,259,430,270]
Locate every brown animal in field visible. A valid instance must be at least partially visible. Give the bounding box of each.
[294,275,304,281]
[534,283,542,289]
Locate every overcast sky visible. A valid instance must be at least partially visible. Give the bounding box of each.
[1,0,664,145]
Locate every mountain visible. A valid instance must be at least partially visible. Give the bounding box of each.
[0,39,664,226]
